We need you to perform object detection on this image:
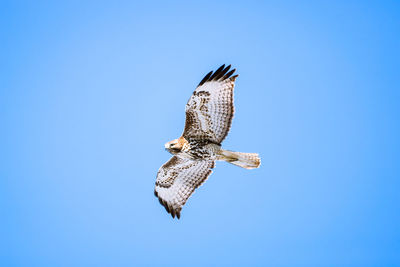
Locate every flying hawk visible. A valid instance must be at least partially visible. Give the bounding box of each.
[154,64,260,219]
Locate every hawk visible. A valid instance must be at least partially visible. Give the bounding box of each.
[154,64,260,219]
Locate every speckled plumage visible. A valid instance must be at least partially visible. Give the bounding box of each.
[155,65,260,219]
[154,157,214,219]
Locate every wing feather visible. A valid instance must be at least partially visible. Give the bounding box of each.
[183,64,237,144]
[154,156,215,219]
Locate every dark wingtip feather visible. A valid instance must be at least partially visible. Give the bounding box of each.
[161,199,169,213]
[214,64,231,81]
[171,208,176,218]
[197,64,238,87]
[155,193,180,219]
[223,69,236,80]
[209,64,225,80]
[231,74,239,80]
[198,70,213,86]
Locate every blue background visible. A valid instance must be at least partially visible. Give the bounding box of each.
[1,1,399,266]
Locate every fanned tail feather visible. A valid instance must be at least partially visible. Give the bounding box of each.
[219,149,261,169]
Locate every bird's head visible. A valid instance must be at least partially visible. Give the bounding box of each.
[165,139,182,154]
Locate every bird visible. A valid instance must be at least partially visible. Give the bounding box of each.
[154,64,260,219]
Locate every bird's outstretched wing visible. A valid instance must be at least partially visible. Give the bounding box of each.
[154,156,214,219]
[183,64,238,144]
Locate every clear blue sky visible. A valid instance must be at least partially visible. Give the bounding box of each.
[1,1,399,266]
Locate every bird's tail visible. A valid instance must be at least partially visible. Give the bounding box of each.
[218,149,261,169]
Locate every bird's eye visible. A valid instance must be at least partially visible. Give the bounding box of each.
[170,144,174,147]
